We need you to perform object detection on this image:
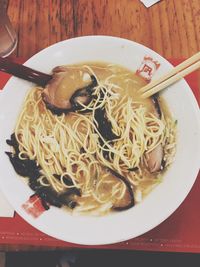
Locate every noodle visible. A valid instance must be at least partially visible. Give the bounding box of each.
[10,62,176,215]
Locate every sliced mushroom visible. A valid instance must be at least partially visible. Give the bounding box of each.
[109,168,135,211]
[94,107,119,141]
[151,94,162,119]
[42,66,97,114]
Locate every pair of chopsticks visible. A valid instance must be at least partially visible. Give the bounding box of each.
[140,51,200,98]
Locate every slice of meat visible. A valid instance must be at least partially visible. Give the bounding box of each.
[145,95,164,173]
[42,66,95,110]
[145,144,163,173]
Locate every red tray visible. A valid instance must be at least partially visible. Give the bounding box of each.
[0,59,199,253]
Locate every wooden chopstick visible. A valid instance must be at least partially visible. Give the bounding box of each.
[140,52,200,98]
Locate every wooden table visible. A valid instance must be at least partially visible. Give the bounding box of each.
[6,0,200,59]
[1,0,200,252]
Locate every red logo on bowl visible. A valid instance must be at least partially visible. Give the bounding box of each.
[136,56,160,82]
[22,194,49,218]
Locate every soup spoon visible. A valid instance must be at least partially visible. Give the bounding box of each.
[0,56,52,86]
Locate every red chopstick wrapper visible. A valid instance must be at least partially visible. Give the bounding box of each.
[0,58,199,253]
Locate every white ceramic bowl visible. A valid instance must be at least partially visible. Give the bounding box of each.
[0,36,199,245]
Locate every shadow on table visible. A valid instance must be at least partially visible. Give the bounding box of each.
[5,250,200,267]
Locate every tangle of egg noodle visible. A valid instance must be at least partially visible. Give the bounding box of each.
[14,66,176,214]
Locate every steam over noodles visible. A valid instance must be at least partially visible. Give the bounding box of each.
[7,62,177,215]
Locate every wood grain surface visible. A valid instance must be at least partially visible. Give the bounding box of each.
[5,0,200,59]
[0,0,199,252]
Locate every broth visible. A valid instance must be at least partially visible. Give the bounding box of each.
[7,61,177,215]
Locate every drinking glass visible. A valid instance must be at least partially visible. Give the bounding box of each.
[0,5,18,57]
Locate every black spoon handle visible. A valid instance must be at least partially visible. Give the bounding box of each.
[0,57,52,87]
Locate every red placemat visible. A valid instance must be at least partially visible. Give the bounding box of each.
[0,59,199,253]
